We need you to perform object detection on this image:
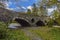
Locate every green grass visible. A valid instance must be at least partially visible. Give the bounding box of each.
[0,21,60,40]
[0,22,30,40]
[7,29,30,40]
[29,27,60,40]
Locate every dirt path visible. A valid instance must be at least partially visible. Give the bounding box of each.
[22,27,42,40]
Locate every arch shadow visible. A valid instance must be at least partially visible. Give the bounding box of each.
[31,18,35,23]
[36,20,45,26]
[15,18,31,27]
[53,20,58,25]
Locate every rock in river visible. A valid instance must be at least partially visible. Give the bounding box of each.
[8,23,21,29]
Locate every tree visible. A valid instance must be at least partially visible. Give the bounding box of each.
[46,0,60,12]
[35,0,48,16]
[27,9,31,14]
[39,6,47,16]
[46,0,57,7]
[32,3,38,15]
[52,10,60,19]
[52,10,60,25]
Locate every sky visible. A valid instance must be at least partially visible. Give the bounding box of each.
[47,6,57,16]
[3,0,37,12]
[0,0,57,15]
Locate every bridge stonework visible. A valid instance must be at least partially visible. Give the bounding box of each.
[13,14,47,26]
[0,7,47,26]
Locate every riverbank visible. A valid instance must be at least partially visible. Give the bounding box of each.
[0,22,60,40]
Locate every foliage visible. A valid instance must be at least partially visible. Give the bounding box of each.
[32,3,38,15]
[0,22,7,40]
[52,10,60,25]
[46,0,57,7]
[52,10,60,19]
[0,22,30,40]
[55,15,60,25]
[27,9,31,14]
[0,29,7,39]
[47,19,54,27]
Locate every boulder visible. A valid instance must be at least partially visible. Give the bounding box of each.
[8,23,21,29]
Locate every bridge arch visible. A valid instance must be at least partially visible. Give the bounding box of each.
[14,18,31,27]
[36,20,45,26]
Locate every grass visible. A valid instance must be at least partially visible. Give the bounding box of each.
[7,29,30,40]
[0,22,30,40]
[29,27,60,40]
[0,21,60,40]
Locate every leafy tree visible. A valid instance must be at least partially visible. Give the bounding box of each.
[46,0,60,12]
[47,19,54,27]
[52,10,60,19]
[52,10,60,25]
[39,6,47,16]
[35,0,48,16]
[37,0,60,26]
[27,9,31,14]
[46,0,57,7]
[32,3,38,15]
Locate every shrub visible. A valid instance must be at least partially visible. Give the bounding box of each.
[0,22,7,39]
[0,29,7,39]
[47,19,54,27]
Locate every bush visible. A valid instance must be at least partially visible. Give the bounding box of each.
[55,16,60,26]
[0,29,7,39]
[0,22,7,39]
[47,19,54,27]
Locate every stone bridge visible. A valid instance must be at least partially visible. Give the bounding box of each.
[13,14,47,26]
[0,7,47,27]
